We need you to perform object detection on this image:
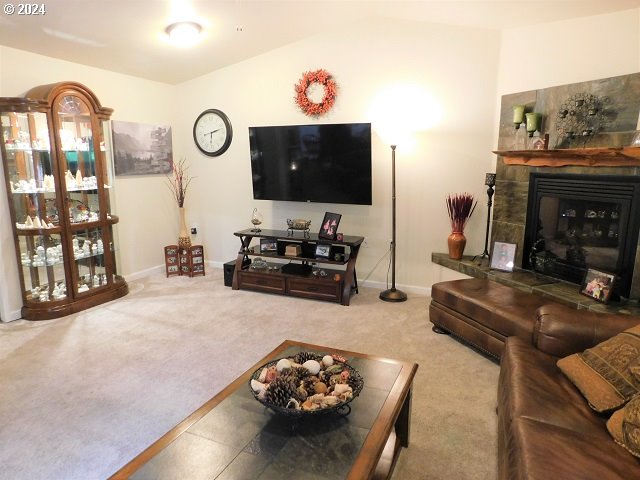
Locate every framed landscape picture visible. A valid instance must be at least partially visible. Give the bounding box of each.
[580,268,615,303]
[112,120,173,176]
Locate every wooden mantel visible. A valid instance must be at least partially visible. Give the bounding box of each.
[493,146,640,167]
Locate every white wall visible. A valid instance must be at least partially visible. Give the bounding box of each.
[175,18,501,292]
[498,9,640,96]
[0,47,176,320]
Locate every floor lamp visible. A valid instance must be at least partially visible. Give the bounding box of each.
[380,145,407,302]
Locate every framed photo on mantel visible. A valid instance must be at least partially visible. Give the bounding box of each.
[318,212,341,240]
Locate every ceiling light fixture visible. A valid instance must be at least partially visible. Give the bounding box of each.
[165,21,202,47]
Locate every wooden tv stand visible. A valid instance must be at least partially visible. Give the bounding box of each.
[232,229,364,305]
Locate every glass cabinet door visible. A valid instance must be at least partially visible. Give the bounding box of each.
[1,107,68,303]
[55,94,102,225]
[71,226,108,293]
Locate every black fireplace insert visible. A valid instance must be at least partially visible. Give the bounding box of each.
[523,173,640,298]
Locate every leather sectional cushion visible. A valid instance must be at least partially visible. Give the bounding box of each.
[431,278,550,341]
[499,336,640,480]
[499,337,607,434]
[607,394,640,459]
[507,417,638,480]
[557,325,640,412]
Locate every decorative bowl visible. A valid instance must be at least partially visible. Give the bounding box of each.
[286,219,311,230]
[248,351,364,417]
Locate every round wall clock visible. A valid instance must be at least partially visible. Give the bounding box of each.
[193,109,233,156]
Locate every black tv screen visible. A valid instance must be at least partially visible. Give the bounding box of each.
[249,123,372,205]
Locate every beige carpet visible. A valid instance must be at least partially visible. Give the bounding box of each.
[0,269,498,479]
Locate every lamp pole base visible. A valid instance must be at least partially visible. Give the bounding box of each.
[379,288,407,302]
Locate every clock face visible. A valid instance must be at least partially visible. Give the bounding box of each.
[193,109,233,156]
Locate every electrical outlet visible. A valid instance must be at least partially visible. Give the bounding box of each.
[191,227,198,235]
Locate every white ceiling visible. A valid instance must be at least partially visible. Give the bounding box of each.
[1,0,639,84]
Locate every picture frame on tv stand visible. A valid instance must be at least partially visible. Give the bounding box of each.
[319,212,341,240]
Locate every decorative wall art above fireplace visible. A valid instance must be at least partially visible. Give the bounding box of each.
[497,72,640,152]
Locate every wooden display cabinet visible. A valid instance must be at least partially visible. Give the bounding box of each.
[0,82,128,320]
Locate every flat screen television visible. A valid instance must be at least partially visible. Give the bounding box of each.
[249,123,372,205]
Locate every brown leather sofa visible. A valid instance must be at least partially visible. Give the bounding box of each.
[499,304,640,478]
[429,279,640,478]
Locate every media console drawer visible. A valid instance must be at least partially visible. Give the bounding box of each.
[288,278,342,303]
[237,272,285,294]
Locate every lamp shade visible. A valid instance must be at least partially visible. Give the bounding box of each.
[369,83,442,145]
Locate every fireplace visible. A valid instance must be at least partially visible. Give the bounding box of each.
[523,173,640,298]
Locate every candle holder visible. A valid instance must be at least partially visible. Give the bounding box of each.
[526,112,542,138]
[513,105,525,129]
[474,173,496,262]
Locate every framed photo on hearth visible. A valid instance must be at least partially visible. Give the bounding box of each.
[319,212,341,240]
[490,241,516,272]
[580,268,615,304]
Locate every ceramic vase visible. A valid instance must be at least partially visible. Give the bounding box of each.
[447,231,466,260]
[178,207,191,248]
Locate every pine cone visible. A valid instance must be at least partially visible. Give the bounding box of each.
[294,351,318,364]
[302,377,317,396]
[319,370,333,385]
[280,371,302,388]
[265,377,297,407]
[289,366,310,380]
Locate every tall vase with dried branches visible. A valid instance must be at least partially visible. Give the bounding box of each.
[446,193,477,260]
[167,157,193,248]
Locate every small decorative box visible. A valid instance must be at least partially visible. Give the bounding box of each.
[285,244,302,256]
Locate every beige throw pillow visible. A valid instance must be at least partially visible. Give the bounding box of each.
[557,324,640,412]
[607,394,640,458]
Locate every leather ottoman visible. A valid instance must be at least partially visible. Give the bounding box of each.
[429,278,556,359]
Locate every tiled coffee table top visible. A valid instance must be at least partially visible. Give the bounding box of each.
[112,341,417,480]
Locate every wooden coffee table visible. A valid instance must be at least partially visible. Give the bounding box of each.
[110,340,418,480]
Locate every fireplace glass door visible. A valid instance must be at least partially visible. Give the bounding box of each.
[523,173,640,298]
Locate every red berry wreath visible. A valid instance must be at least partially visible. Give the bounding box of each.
[294,69,338,117]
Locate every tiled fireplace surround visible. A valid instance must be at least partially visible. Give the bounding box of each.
[435,73,640,313]
[491,160,640,299]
